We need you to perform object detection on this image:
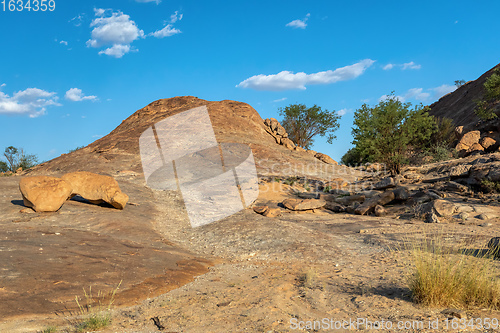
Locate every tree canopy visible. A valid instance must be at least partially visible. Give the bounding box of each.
[347,94,436,173]
[279,103,340,149]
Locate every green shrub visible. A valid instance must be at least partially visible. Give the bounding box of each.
[475,68,500,121]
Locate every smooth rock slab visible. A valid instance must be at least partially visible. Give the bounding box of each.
[19,176,72,212]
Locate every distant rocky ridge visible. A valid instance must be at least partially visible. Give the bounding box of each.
[429,62,500,131]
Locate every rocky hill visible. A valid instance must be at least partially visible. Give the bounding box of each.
[28,96,358,182]
[429,62,500,131]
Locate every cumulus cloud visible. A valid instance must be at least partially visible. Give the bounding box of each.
[65,88,98,102]
[149,11,182,38]
[286,13,310,29]
[383,61,421,70]
[236,59,375,91]
[87,8,144,58]
[0,87,60,117]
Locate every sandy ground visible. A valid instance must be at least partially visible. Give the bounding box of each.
[2,176,500,332]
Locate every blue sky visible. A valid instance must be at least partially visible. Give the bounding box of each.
[1,0,499,164]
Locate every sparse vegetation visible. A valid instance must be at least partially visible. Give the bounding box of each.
[323,185,332,193]
[279,103,340,149]
[2,146,38,172]
[297,268,318,289]
[39,327,57,333]
[454,79,466,88]
[348,93,436,174]
[402,232,500,309]
[68,146,85,153]
[475,68,500,121]
[481,178,500,193]
[74,281,121,332]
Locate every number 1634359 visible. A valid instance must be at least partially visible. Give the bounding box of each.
[1,0,55,11]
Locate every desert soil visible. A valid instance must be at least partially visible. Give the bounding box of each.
[2,173,500,333]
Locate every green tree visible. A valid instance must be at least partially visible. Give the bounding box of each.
[475,68,500,120]
[279,104,340,149]
[3,146,38,172]
[0,161,8,173]
[348,94,436,174]
[454,80,466,88]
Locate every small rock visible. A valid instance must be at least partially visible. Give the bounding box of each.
[282,198,326,211]
[392,187,410,201]
[440,181,469,193]
[355,191,395,215]
[297,192,320,199]
[425,212,440,223]
[433,199,457,218]
[458,212,469,220]
[20,208,36,214]
[480,136,497,150]
[374,205,386,217]
[373,177,396,190]
[253,206,269,214]
[477,213,489,220]
[449,165,472,178]
[324,202,345,213]
[263,208,281,217]
[294,146,306,152]
[335,194,365,206]
[479,222,492,227]
[441,308,466,320]
[314,152,337,165]
[346,202,361,214]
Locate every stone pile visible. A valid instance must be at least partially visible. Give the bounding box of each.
[263,118,338,165]
[19,171,129,212]
[455,127,499,157]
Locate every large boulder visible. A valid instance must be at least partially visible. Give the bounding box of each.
[61,171,129,209]
[19,176,72,212]
[455,131,480,156]
[314,153,337,165]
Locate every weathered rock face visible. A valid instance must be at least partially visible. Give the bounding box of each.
[61,171,129,209]
[19,176,72,212]
[455,131,481,156]
[481,137,497,150]
[355,191,395,215]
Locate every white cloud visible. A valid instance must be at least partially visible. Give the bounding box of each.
[272,97,287,103]
[150,25,181,38]
[402,61,421,70]
[65,88,98,102]
[135,0,161,3]
[149,11,182,38]
[0,87,60,117]
[405,87,430,101]
[70,14,84,27]
[337,108,350,116]
[236,59,375,91]
[87,8,144,57]
[98,44,132,58]
[379,84,457,103]
[286,13,310,29]
[170,11,183,24]
[432,84,456,99]
[60,40,68,46]
[383,61,421,70]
